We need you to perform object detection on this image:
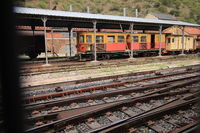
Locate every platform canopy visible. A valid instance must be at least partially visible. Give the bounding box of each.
[14,7,200,31]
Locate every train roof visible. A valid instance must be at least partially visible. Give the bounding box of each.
[17,30,44,36]
[14,7,200,31]
[77,31,167,34]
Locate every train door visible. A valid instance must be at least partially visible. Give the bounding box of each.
[193,38,196,49]
[197,37,200,50]
[151,35,155,48]
[126,34,131,50]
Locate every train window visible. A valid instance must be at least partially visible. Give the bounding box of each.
[86,35,92,43]
[79,35,84,43]
[168,38,171,43]
[141,36,147,42]
[172,38,175,43]
[133,36,138,42]
[118,36,124,43]
[108,36,115,43]
[96,36,104,43]
[62,33,69,38]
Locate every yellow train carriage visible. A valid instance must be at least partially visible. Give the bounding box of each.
[165,35,196,52]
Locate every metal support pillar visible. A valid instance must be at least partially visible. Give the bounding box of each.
[31,26,35,35]
[120,24,125,32]
[70,28,73,56]
[31,26,35,53]
[181,26,185,55]
[93,21,97,61]
[41,17,50,66]
[130,23,134,59]
[68,27,72,57]
[158,25,163,57]
[51,28,55,57]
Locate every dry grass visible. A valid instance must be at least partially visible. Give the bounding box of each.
[21,57,200,87]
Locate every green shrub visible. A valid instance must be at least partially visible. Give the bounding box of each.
[96,8,102,13]
[158,5,167,13]
[153,2,160,8]
[169,9,180,17]
[110,4,121,11]
[38,1,48,9]
[186,18,196,23]
[135,5,141,12]
[160,0,173,7]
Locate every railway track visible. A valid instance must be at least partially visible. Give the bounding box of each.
[23,64,200,104]
[99,98,199,133]
[23,64,200,93]
[25,83,199,133]
[25,79,199,120]
[23,77,199,131]
[20,54,199,76]
[22,64,200,132]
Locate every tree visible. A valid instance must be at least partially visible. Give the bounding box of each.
[196,15,200,24]
[169,9,180,17]
[135,5,141,12]
[154,2,160,8]
[158,5,167,13]
[38,1,48,9]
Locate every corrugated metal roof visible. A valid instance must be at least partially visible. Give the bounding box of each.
[14,7,200,27]
[150,13,177,21]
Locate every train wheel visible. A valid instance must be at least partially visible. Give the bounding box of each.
[102,54,110,60]
[28,52,38,59]
[106,54,110,59]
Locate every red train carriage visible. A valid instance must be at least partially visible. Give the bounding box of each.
[77,32,166,59]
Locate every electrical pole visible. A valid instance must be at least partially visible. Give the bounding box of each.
[49,0,52,9]
[87,6,90,13]
[135,9,138,17]
[69,5,72,11]
[123,8,126,16]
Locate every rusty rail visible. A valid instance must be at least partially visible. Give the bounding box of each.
[24,88,199,132]
[24,69,200,104]
[93,98,199,133]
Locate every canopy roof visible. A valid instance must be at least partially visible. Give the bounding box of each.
[14,7,200,31]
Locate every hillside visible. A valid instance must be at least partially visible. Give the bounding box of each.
[15,0,200,24]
